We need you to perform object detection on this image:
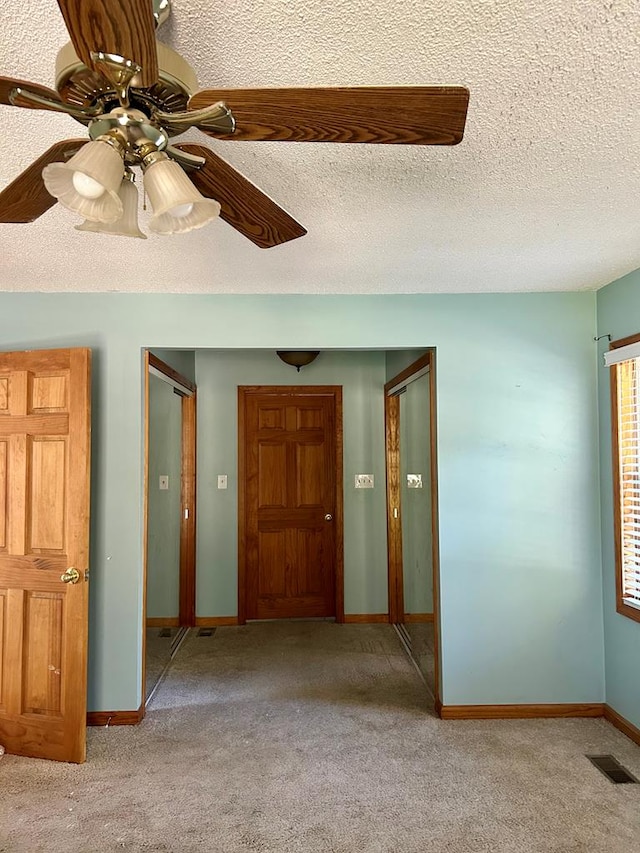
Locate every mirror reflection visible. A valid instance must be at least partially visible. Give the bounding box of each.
[396,368,435,696]
[145,371,187,702]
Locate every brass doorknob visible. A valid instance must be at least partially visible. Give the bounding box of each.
[61,567,80,584]
[325,513,333,521]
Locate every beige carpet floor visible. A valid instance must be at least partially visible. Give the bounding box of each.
[1,622,640,852]
[145,626,187,701]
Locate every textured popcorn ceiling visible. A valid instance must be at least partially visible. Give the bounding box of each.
[1,0,639,294]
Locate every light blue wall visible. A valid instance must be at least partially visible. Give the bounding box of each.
[195,350,388,617]
[597,268,640,729]
[150,349,196,384]
[146,374,182,618]
[386,350,427,382]
[0,292,603,710]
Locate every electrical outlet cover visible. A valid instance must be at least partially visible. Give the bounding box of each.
[355,474,374,489]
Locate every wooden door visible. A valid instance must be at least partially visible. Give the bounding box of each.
[0,348,91,763]
[239,387,342,621]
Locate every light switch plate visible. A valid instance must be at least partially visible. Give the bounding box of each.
[159,475,169,490]
[407,474,423,489]
[217,474,228,490]
[355,474,374,489]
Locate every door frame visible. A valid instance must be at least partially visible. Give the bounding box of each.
[237,385,344,625]
[384,351,442,711]
[142,351,197,712]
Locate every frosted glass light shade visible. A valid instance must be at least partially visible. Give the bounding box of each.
[42,140,124,223]
[144,158,220,235]
[75,177,146,238]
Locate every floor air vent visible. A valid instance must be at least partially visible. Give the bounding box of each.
[587,754,638,784]
[198,628,214,637]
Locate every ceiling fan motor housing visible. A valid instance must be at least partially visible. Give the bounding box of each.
[54,40,199,120]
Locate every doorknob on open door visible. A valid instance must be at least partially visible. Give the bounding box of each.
[325,513,333,521]
[60,567,80,584]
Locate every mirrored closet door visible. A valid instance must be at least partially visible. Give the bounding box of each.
[385,353,436,699]
[144,353,197,704]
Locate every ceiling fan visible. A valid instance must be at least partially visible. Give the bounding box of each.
[0,0,469,247]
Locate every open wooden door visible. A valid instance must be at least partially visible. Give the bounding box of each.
[0,348,91,763]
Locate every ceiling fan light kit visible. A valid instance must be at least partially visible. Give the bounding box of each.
[0,0,470,247]
[75,171,146,238]
[42,135,126,222]
[143,154,221,235]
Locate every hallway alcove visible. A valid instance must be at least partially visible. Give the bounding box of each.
[142,346,438,710]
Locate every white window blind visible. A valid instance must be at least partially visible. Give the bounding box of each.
[615,356,640,610]
[604,340,640,367]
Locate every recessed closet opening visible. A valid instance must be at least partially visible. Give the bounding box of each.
[142,351,196,705]
[142,347,441,711]
[385,352,439,702]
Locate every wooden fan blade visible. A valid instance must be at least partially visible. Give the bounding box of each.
[174,144,307,249]
[0,139,86,223]
[56,0,158,87]
[189,86,469,145]
[0,76,65,111]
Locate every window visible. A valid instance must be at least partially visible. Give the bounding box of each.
[607,334,640,622]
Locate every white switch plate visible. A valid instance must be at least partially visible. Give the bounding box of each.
[355,474,374,489]
[217,474,228,490]
[159,475,169,490]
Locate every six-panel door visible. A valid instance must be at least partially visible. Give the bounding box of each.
[0,348,91,763]
[241,389,340,620]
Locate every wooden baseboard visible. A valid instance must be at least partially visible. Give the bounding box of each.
[440,703,605,720]
[84,700,638,746]
[87,705,144,726]
[438,702,640,748]
[604,704,640,747]
[343,614,389,624]
[146,617,179,627]
[195,616,239,627]
[403,613,434,623]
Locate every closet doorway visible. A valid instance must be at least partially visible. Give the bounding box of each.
[142,352,197,707]
[385,351,440,706]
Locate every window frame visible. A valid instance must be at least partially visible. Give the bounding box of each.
[610,331,640,624]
